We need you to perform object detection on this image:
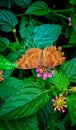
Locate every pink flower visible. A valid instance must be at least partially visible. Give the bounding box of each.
[37,73,42,77]
[36,67,40,72]
[68,17,72,27]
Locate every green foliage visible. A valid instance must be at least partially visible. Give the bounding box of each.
[19,18,37,38]
[69,0,76,5]
[0,0,13,9]
[25,1,51,16]
[61,57,76,83]
[0,55,17,70]
[30,24,62,48]
[0,37,9,52]
[14,0,31,8]
[66,94,76,125]
[0,0,76,130]
[0,10,18,32]
[0,115,39,130]
[52,70,69,92]
[69,30,76,44]
[0,77,49,120]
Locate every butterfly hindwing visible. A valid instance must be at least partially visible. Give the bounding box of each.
[16,48,42,69]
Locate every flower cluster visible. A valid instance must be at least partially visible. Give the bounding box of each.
[0,70,4,81]
[36,67,54,80]
[52,94,67,113]
[68,17,72,27]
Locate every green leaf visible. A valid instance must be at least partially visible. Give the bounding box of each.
[71,14,76,32]
[0,37,9,52]
[69,0,76,5]
[0,0,14,9]
[27,24,62,48]
[69,30,76,44]
[25,1,51,16]
[0,55,17,70]
[0,10,18,32]
[14,0,31,8]
[19,18,36,38]
[61,57,76,83]
[0,115,39,130]
[38,101,53,130]
[0,77,49,120]
[52,70,69,92]
[66,94,76,125]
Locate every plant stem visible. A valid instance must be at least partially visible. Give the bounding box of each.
[13,29,19,44]
[52,8,72,13]
[53,12,68,19]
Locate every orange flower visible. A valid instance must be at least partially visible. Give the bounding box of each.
[52,94,67,113]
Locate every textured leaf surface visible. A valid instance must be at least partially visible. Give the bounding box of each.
[19,18,36,38]
[25,1,51,16]
[66,94,76,125]
[0,77,49,120]
[27,24,62,48]
[0,10,18,32]
[0,55,17,70]
[52,70,69,91]
[32,24,62,48]
[0,37,9,52]
[61,57,76,83]
[0,115,39,130]
[14,0,31,8]
[0,0,14,9]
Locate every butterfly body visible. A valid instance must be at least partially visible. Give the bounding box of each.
[16,46,65,69]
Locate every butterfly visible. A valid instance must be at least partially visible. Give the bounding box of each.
[16,45,65,69]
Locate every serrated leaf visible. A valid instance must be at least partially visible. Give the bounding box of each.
[0,55,17,70]
[19,18,36,38]
[52,70,69,91]
[61,57,76,83]
[25,1,51,16]
[66,94,76,125]
[0,115,39,130]
[0,77,49,120]
[0,10,18,32]
[0,37,9,52]
[30,24,62,48]
[14,0,31,8]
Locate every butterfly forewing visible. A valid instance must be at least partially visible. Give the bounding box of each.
[16,48,42,69]
[42,46,65,68]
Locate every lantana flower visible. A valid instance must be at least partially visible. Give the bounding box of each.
[0,70,4,81]
[36,67,54,80]
[52,94,67,113]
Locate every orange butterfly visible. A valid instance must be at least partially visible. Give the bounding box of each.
[16,45,65,69]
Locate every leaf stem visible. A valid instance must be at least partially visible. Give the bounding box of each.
[52,8,72,13]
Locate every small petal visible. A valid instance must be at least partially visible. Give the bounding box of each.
[47,73,52,77]
[37,73,42,77]
[36,67,40,72]
[68,17,71,22]
[51,70,54,75]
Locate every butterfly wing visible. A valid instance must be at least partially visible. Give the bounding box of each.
[42,46,65,68]
[16,48,42,69]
